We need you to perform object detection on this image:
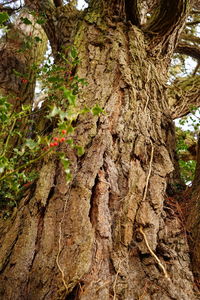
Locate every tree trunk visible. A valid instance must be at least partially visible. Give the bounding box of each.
[0,2,198,300]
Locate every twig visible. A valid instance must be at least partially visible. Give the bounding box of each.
[139,226,170,280]
[142,140,154,202]
[139,141,170,280]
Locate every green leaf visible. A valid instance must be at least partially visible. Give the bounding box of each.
[78,78,88,86]
[65,172,72,182]
[48,76,61,83]
[13,147,25,156]
[20,17,32,25]
[0,12,9,25]
[59,154,71,181]
[12,69,22,77]
[92,105,103,116]
[66,139,74,145]
[48,105,60,118]
[67,125,75,134]
[21,104,31,112]
[34,36,43,43]
[59,111,69,122]
[80,107,90,114]
[36,18,46,25]
[179,159,196,183]
[70,47,77,59]
[62,88,76,106]
[75,146,85,157]
[25,139,38,150]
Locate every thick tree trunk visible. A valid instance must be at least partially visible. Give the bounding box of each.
[0,4,198,300]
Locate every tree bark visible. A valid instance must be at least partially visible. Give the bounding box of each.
[0,1,199,300]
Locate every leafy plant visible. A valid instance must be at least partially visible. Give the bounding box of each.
[179,160,196,184]
[0,47,103,217]
[176,124,197,184]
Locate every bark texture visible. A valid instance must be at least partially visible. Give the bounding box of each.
[0,1,199,300]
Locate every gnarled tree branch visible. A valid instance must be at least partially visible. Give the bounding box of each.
[144,0,192,55]
[176,42,200,60]
[168,75,200,119]
[145,0,190,35]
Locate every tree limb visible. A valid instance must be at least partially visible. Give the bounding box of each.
[176,42,200,60]
[145,0,190,35]
[186,20,200,26]
[143,0,193,56]
[175,33,200,61]
[180,33,200,44]
[168,75,200,119]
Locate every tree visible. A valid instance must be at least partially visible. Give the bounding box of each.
[0,0,200,299]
